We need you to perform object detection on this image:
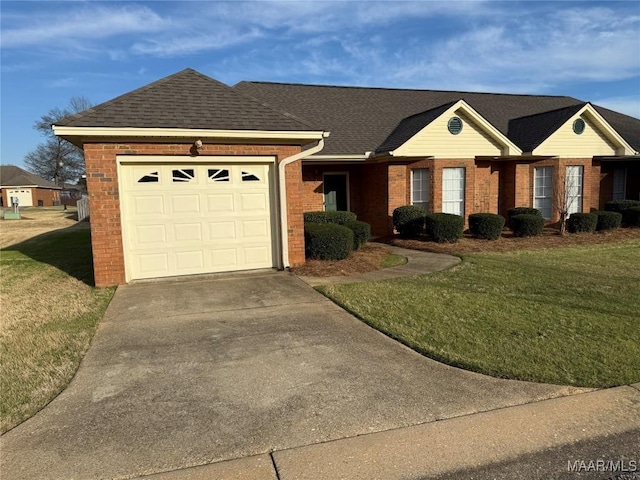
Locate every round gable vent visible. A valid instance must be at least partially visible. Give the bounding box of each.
[573,118,586,135]
[448,117,463,135]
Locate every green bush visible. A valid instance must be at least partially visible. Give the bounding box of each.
[303,211,357,225]
[304,223,353,260]
[594,211,622,231]
[344,220,371,250]
[425,213,464,243]
[393,205,425,237]
[605,200,640,227]
[468,213,505,240]
[624,206,640,228]
[567,212,597,233]
[510,214,544,237]
[507,207,541,226]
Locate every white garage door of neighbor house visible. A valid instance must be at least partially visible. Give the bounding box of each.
[120,162,276,281]
[7,189,33,207]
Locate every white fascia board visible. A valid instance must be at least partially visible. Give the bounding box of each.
[52,126,326,141]
[306,154,369,160]
[448,100,523,156]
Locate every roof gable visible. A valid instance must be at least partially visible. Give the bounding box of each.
[508,104,585,153]
[532,103,635,156]
[0,165,59,188]
[56,69,318,132]
[379,100,521,157]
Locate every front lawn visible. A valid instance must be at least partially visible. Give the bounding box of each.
[318,240,640,387]
[0,227,114,433]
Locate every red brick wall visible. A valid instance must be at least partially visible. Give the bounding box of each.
[32,188,60,207]
[83,142,303,287]
[301,164,365,217]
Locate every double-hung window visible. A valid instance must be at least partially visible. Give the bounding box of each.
[411,169,430,212]
[565,166,583,215]
[534,167,553,219]
[442,167,465,216]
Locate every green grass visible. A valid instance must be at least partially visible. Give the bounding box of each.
[318,240,640,388]
[0,229,115,432]
[381,253,408,268]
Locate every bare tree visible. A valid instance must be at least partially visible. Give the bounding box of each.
[24,96,92,186]
[556,166,583,236]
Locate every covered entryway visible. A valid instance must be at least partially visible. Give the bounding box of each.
[119,160,277,281]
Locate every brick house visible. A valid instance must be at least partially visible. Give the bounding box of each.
[0,165,62,208]
[54,69,640,286]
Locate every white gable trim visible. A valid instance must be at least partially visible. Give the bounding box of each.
[533,103,635,156]
[391,99,522,157]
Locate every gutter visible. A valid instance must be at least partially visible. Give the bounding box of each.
[278,133,328,269]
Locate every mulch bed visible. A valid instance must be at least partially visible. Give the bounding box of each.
[291,243,392,277]
[292,228,640,278]
[380,227,640,255]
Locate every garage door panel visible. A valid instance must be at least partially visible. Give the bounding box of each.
[207,194,234,212]
[135,224,167,244]
[209,221,236,240]
[133,195,165,215]
[174,223,203,242]
[121,161,275,280]
[171,195,201,213]
[175,251,205,271]
[211,248,238,268]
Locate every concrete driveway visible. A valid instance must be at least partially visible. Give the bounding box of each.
[1,271,584,480]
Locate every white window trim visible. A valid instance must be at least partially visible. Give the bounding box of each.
[565,166,583,215]
[533,166,554,220]
[442,167,465,216]
[411,168,430,212]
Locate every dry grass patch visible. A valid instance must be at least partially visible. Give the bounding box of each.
[1,207,88,249]
[292,243,406,277]
[1,226,114,433]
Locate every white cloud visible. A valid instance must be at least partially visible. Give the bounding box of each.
[1,5,169,47]
[131,28,262,57]
[594,96,640,119]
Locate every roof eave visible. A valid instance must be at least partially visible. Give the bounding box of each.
[52,126,328,144]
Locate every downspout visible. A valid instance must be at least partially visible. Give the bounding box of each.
[278,134,328,269]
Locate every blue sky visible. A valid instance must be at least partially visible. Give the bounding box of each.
[2,1,639,168]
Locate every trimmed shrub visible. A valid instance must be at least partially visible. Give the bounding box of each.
[303,211,357,225]
[304,223,353,260]
[468,213,505,240]
[594,211,622,232]
[393,205,425,237]
[605,200,640,227]
[344,220,371,250]
[507,207,541,226]
[510,214,544,237]
[624,206,640,228]
[567,212,597,233]
[425,213,464,243]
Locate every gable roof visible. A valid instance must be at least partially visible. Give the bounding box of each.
[234,81,640,156]
[508,103,586,153]
[376,102,455,153]
[56,69,318,132]
[0,165,59,188]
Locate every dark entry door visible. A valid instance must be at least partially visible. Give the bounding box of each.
[323,174,348,211]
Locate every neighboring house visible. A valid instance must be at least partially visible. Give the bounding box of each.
[0,165,61,208]
[53,68,640,287]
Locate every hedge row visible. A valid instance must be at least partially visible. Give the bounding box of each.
[304,211,371,260]
[605,200,640,227]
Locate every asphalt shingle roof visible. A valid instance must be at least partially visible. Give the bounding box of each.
[56,69,319,132]
[0,165,59,188]
[234,81,640,155]
[508,103,586,153]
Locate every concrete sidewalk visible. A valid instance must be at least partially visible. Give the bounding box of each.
[297,244,461,287]
[139,385,640,479]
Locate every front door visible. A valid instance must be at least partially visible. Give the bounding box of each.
[323,174,348,211]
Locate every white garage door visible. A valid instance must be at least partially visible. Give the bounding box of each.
[120,162,276,281]
[7,189,33,207]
